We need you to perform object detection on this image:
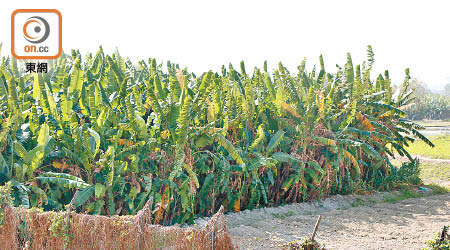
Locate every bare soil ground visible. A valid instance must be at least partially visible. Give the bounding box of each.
[225,192,450,249]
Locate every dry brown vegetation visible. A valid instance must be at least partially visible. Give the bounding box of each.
[0,204,234,250]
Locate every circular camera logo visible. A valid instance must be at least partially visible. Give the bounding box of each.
[23,16,50,44]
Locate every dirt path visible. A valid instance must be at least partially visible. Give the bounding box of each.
[393,155,450,163]
[225,192,450,249]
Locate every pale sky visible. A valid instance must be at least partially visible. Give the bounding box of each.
[1,0,449,90]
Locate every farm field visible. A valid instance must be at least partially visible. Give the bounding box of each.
[0,46,447,249]
[419,161,450,186]
[405,134,450,160]
[226,191,450,250]
[1,46,430,220]
[228,152,450,249]
[1,1,450,249]
[390,158,450,186]
[226,128,450,249]
[389,132,450,187]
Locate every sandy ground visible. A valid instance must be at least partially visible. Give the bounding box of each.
[225,192,450,249]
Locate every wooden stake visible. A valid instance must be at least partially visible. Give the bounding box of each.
[310,215,322,242]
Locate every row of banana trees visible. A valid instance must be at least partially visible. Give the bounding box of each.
[0,46,432,225]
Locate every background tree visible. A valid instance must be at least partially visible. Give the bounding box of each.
[444,83,450,97]
[404,79,450,120]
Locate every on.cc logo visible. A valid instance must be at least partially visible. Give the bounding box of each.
[23,16,50,44]
[11,9,62,60]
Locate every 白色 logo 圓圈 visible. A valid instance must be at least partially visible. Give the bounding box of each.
[23,16,50,44]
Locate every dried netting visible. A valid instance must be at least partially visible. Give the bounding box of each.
[0,205,234,250]
[0,206,18,249]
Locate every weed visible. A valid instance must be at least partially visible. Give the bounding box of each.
[383,190,425,203]
[351,198,366,207]
[272,210,295,219]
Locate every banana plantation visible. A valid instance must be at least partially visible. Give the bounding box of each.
[0,45,432,225]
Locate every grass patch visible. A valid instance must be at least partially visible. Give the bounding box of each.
[272,210,295,219]
[390,159,450,184]
[350,198,376,208]
[383,185,449,203]
[419,161,450,181]
[351,198,366,207]
[415,120,450,127]
[426,184,450,195]
[369,198,377,203]
[383,189,425,203]
[406,134,450,159]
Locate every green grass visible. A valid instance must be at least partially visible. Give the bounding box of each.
[272,210,294,219]
[383,189,425,203]
[419,161,450,181]
[390,159,450,184]
[416,120,450,127]
[406,134,450,159]
[351,198,366,207]
[427,184,450,195]
[383,185,450,203]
